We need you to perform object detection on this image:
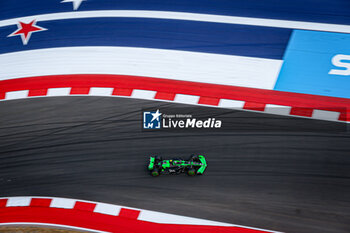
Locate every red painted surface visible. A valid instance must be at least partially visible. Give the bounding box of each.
[113,88,133,96]
[28,89,47,97]
[70,87,90,95]
[0,74,348,121]
[198,96,220,106]
[118,208,140,219]
[155,92,176,101]
[290,107,314,117]
[74,201,96,212]
[243,102,266,111]
[0,199,7,208]
[30,198,52,207]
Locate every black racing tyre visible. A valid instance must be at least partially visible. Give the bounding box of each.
[187,168,196,176]
[151,168,160,177]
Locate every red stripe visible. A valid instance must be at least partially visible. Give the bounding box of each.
[70,87,90,95]
[0,206,270,233]
[155,92,176,101]
[28,89,47,97]
[198,96,220,106]
[113,88,133,96]
[0,74,348,121]
[30,198,52,208]
[74,201,96,212]
[243,102,266,111]
[0,199,7,208]
[339,112,348,121]
[119,208,141,219]
[290,107,314,117]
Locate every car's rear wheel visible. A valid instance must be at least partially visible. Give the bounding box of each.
[187,168,196,176]
[151,168,160,177]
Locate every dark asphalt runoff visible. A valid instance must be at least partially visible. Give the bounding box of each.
[0,97,349,233]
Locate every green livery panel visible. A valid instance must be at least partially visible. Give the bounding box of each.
[148,157,155,170]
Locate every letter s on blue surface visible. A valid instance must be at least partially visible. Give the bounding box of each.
[329,54,350,76]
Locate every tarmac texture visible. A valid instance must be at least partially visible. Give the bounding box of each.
[0,97,349,233]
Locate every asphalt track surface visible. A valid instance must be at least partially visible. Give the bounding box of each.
[0,97,349,233]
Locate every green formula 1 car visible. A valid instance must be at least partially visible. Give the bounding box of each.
[148,155,207,177]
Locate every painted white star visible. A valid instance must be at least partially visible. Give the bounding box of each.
[61,0,86,10]
[151,110,162,122]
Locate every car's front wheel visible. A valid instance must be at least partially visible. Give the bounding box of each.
[151,168,160,177]
[187,168,196,176]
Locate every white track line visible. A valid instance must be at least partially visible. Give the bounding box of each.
[131,90,157,100]
[264,104,291,115]
[5,90,29,100]
[0,47,282,90]
[5,197,31,207]
[174,94,200,104]
[311,109,341,121]
[89,87,114,96]
[218,99,245,108]
[1,10,350,33]
[50,198,76,209]
[47,88,71,96]
[94,203,121,216]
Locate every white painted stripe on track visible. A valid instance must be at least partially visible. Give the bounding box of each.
[94,203,121,216]
[131,90,157,100]
[265,104,292,115]
[47,88,71,96]
[89,87,114,96]
[218,99,245,108]
[138,210,233,226]
[50,197,76,209]
[0,47,282,90]
[5,90,29,100]
[174,94,200,104]
[312,109,341,121]
[0,10,350,33]
[6,197,31,207]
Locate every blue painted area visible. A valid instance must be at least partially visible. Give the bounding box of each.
[1,0,350,25]
[0,18,291,59]
[274,30,350,99]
